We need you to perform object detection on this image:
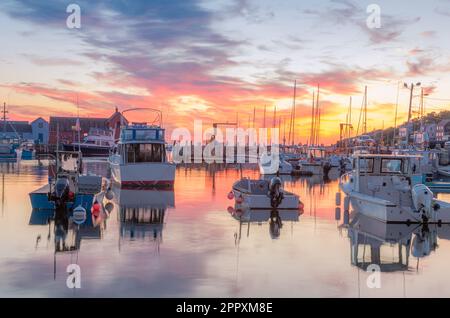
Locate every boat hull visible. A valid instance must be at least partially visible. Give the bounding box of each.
[232,188,299,210]
[297,163,323,175]
[110,162,176,189]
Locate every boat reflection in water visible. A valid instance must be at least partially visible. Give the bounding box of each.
[228,205,301,240]
[113,187,175,249]
[346,212,450,272]
[29,201,111,280]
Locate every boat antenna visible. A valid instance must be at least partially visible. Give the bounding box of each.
[292,80,297,146]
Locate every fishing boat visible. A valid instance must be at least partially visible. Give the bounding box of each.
[340,154,450,224]
[230,177,301,210]
[20,141,36,160]
[29,151,103,211]
[109,109,175,188]
[294,147,331,176]
[63,128,115,157]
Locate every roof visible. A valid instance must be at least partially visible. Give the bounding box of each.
[1,122,32,133]
[50,116,107,122]
[31,117,48,124]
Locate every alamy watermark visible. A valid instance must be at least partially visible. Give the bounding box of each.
[66,4,81,29]
[171,121,280,173]
[366,264,381,289]
[66,264,81,289]
[366,4,381,29]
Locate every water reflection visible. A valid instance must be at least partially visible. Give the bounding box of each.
[113,188,175,251]
[346,212,450,272]
[229,206,300,241]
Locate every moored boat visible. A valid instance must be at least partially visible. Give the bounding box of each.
[109,110,175,189]
[230,177,301,210]
[340,154,450,224]
[63,128,115,157]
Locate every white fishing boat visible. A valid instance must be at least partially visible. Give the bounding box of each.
[109,109,175,188]
[230,177,301,210]
[340,154,450,224]
[258,152,293,175]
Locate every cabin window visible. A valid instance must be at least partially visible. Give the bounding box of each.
[136,129,157,141]
[381,159,402,174]
[358,158,374,173]
[125,144,165,163]
[123,130,133,141]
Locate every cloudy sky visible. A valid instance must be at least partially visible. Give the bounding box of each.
[1,0,449,143]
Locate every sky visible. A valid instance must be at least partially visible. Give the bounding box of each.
[0,0,449,144]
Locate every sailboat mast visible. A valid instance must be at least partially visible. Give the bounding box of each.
[315,84,320,145]
[292,80,297,146]
[77,94,81,152]
[263,105,266,128]
[310,91,315,146]
[316,109,321,146]
[363,86,367,134]
[273,105,277,128]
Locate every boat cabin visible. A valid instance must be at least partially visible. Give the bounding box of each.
[307,147,326,160]
[115,123,167,164]
[351,154,423,202]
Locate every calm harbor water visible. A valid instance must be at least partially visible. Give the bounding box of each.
[1,160,450,298]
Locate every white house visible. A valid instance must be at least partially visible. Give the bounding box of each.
[31,117,49,144]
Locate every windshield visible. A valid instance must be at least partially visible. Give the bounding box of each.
[381,159,403,173]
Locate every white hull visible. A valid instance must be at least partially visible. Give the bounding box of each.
[110,161,176,188]
[232,179,299,210]
[340,175,450,224]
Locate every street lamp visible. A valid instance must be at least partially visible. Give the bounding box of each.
[404,82,421,123]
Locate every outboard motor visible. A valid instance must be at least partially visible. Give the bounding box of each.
[49,177,72,209]
[269,177,284,208]
[412,184,435,223]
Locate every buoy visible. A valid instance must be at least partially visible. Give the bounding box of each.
[105,189,114,201]
[68,191,75,201]
[236,196,244,204]
[227,191,234,200]
[298,201,305,214]
[92,202,101,217]
[335,207,341,221]
[335,192,341,206]
[73,205,87,225]
[104,202,114,213]
[227,206,235,214]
